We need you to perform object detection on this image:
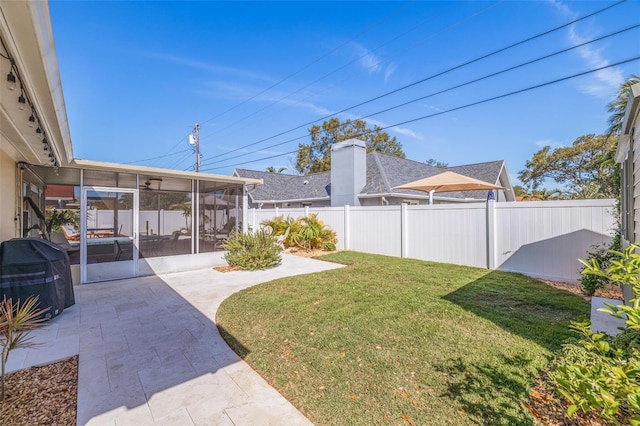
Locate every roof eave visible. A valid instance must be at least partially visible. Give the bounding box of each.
[251,196,330,204]
[68,159,263,185]
[0,1,73,165]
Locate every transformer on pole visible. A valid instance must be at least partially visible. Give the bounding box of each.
[189,123,200,172]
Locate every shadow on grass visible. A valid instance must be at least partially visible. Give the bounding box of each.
[435,353,536,426]
[217,324,251,358]
[443,270,589,352]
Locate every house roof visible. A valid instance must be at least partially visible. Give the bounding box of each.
[236,153,509,203]
[234,169,330,203]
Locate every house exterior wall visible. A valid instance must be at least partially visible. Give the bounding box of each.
[614,83,640,304]
[616,84,640,247]
[0,143,18,241]
[631,115,640,245]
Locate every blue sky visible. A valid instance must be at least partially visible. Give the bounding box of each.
[49,1,640,187]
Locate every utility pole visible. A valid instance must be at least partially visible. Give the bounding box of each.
[190,123,200,172]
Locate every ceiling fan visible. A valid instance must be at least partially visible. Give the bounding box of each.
[140,177,162,191]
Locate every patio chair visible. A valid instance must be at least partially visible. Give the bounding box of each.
[114,240,131,261]
[216,217,236,236]
[170,231,181,253]
[61,225,80,241]
[50,232,80,262]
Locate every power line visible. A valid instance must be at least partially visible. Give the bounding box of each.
[200,22,636,168]
[197,0,478,142]
[122,148,191,165]
[165,150,194,170]
[196,1,417,129]
[200,56,640,172]
[356,24,640,123]
[199,0,626,165]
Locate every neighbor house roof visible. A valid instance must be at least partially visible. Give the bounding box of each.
[233,169,330,203]
[236,152,511,204]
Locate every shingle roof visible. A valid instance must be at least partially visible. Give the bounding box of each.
[235,169,330,202]
[235,155,506,202]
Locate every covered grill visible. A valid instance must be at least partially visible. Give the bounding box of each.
[0,238,75,319]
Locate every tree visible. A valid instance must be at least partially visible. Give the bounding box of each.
[512,185,526,198]
[295,118,405,175]
[518,134,619,199]
[521,188,564,201]
[265,166,287,173]
[607,74,640,136]
[425,158,448,168]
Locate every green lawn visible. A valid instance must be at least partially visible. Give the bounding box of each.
[216,251,589,425]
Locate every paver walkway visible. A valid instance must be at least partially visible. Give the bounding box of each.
[7,253,344,425]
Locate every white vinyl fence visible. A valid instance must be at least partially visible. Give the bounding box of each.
[248,200,617,283]
[87,210,190,236]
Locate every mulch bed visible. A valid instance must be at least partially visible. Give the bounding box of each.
[526,281,628,425]
[212,249,337,272]
[539,279,623,301]
[1,356,77,425]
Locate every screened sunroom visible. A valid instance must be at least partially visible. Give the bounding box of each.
[20,159,260,284]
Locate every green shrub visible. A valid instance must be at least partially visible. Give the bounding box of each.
[291,213,337,251]
[551,244,640,424]
[579,232,621,296]
[322,241,336,251]
[223,230,282,270]
[44,209,79,240]
[261,216,299,248]
[261,214,337,251]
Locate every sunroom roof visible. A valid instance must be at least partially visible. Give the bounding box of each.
[68,159,263,186]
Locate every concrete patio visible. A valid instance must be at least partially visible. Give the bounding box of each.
[6,253,344,425]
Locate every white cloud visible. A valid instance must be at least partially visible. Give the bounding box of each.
[351,42,383,74]
[142,51,276,82]
[204,80,334,116]
[345,114,423,140]
[534,139,565,149]
[384,63,397,83]
[549,0,623,96]
[276,97,333,116]
[424,104,444,113]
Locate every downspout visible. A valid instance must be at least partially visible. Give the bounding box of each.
[15,162,25,237]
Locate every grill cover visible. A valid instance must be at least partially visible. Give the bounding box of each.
[0,238,75,319]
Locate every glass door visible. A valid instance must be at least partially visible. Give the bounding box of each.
[81,187,138,283]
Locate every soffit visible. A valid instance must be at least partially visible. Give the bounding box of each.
[0,1,72,167]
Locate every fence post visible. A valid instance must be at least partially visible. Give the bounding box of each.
[343,205,350,250]
[486,200,496,269]
[401,203,408,258]
[304,206,309,217]
[275,207,279,217]
[250,208,256,232]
